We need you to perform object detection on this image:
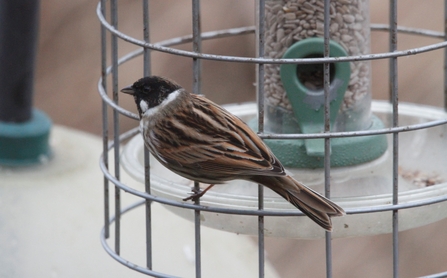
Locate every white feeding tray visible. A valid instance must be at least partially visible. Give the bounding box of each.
[121,101,447,239]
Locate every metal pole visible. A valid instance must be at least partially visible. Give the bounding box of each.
[110,0,121,255]
[444,0,447,110]
[192,0,202,96]
[192,1,202,277]
[100,0,110,240]
[389,0,399,277]
[256,1,265,277]
[142,0,153,270]
[322,0,333,277]
[0,0,40,122]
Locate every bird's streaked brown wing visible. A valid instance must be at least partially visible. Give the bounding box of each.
[151,94,285,180]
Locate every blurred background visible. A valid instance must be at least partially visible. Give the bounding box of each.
[33,0,446,277]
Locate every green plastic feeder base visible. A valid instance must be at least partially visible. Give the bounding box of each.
[0,109,52,166]
[249,115,387,168]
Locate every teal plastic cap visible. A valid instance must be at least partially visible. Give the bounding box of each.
[280,37,350,156]
[259,37,388,168]
[0,109,52,166]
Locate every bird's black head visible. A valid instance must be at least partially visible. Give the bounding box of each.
[121,76,182,117]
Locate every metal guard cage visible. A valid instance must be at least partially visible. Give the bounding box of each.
[97,1,447,277]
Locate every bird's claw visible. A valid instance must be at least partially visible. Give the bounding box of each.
[183,184,215,202]
[182,188,204,202]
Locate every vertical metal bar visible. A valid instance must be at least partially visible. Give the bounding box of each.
[192,0,202,96]
[192,1,202,277]
[257,184,265,278]
[100,0,110,240]
[111,0,121,255]
[142,0,152,270]
[323,0,332,277]
[256,1,266,277]
[444,0,447,110]
[193,180,201,278]
[143,0,151,77]
[256,3,265,134]
[389,0,399,277]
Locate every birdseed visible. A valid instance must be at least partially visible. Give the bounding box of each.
[264,0,371,118]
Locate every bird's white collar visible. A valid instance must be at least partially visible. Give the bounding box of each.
[140,89,181,117]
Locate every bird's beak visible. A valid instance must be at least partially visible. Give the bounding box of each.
[120,85,135,95]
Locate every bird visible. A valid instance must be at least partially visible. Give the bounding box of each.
[121,76,345,231]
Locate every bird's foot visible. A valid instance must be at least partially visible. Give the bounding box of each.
[183,184,215,202]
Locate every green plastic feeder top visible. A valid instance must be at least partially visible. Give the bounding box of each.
[259,38,387,168]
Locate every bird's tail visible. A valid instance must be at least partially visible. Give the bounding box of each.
[251,175,345,231]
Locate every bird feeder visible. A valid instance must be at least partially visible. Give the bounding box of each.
[99,0,447,276]
[262,0,387,167]
[113,1,447,239]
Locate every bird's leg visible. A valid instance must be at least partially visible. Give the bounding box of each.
[183,184,215,202]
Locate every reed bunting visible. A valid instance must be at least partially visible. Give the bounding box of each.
[121,76,344,231]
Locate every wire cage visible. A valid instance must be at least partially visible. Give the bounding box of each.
[98,1,447,277]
